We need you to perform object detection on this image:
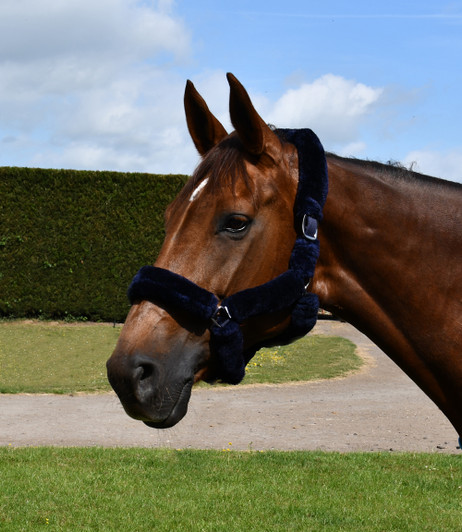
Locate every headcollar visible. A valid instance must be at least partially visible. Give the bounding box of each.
[128,128,328,384]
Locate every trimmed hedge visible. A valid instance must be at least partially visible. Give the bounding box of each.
[0,167,188,321]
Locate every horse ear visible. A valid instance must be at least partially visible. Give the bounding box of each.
[184,80,228,156]
[227,72,279,157]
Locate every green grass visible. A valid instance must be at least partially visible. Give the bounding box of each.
[0,447,460,531]
[0,321,361,393]
[0,321,121,393]
[242,334,361,385]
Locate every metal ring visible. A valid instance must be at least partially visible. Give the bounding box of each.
[211,305,232,328]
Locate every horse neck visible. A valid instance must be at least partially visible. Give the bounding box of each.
[313,155,462,433]
[317,155,462,329]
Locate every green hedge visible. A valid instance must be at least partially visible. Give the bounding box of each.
[0,167,188,321]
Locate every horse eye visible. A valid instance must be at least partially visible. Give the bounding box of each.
[222,215,251,234]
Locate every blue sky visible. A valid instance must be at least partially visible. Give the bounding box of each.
[1,0,461,181]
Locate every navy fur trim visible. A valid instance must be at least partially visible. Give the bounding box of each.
[223,270,305,322]
[210,320,245,384]
[128,266,218,321]
[276,128,328,225]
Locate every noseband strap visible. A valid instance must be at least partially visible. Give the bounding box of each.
[128,128,328,384]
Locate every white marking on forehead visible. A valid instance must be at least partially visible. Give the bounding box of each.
[189,178,209,202]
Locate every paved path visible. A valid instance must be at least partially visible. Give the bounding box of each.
[1,322,459,453]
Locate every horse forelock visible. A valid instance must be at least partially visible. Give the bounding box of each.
[173,134,264,209]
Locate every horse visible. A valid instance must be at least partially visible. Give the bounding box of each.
[107,73,462,446]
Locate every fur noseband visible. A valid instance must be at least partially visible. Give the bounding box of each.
[128,129,328,384]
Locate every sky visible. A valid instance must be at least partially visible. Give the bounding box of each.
[1,0,461,181]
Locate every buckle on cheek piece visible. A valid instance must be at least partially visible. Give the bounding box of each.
[211,305,232,328]
[302,214,318,241]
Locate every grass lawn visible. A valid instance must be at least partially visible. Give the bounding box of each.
[0,447,461,531]
[0,321,122,393]
[243,334,361,384]
[0,320,361,393]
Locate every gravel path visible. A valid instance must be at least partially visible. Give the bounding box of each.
[1,321,459,453]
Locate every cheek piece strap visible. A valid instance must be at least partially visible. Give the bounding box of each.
[127,128,328,384]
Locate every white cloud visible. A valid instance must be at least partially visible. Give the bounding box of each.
[266,74,384,146]
[23,65,201,173]
[0,0,190,64]
[0,0,197,172]
[403,149,462,183]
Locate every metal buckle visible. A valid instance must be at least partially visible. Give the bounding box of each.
[302,214,318,241]
[211,305,232,328]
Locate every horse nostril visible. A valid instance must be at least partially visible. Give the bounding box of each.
[135,360,154,381]
[131,355,158,401]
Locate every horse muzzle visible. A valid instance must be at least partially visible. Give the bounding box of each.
[106,350,196,429]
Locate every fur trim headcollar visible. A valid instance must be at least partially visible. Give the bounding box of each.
[128,128,328,384]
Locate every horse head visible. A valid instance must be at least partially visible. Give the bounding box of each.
[106,74,324,428]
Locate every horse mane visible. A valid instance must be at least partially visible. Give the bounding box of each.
[326,152,462,191]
